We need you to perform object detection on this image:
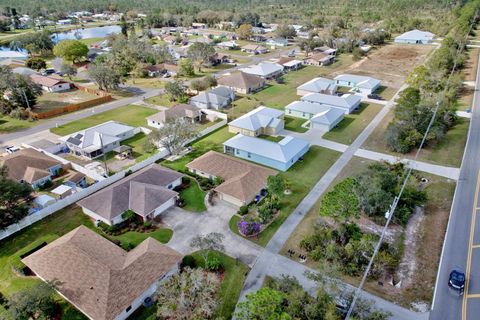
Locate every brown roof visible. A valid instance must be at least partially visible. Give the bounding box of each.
[242,44,267,51]
[22,226,182,320]
[1,148,61,183]
[276,56,294,65]
[77,164,183,220]
[186,151,277,203]
[147,104,201,123]
[143,64,164,73]
[305,52,332,62]
[217,72,265,90]
[29,74,68,88]
[67,172,86,184]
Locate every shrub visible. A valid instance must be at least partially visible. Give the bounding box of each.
[238,220,261,236]
[205,256,222,271]
[181,255,197,269]
[143,221,153,229]
[238,205,249,216]
[37,179,53,190]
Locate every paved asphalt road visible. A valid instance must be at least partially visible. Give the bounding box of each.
[430,51,480,319]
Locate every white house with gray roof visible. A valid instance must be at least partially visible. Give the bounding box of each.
[223,134,309,171]
[285,101,345,132]
[333,74,381,95]
[394,29,435,44]
[297,77,337,96]
[300,93,361,114]
[240,62,284,79]
[190,87,235,110]
[310,108,345,131]
[61,121,135,159]
[228,106,284,137]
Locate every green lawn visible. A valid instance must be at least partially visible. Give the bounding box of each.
[284,116,308,133]
[125,77,167,89]
[161,126,235,173]
[0,116,38,133]
[252,66,326,109]
[229,146,342,246]
[117,132,157,163]
[112,229,173,250]
[225,96,261,120]
[179,176,207,212]
[144,94,178,108]
[50,105,157,136]
[323,103,383,145]
[78,37,105,46]
[258,135,284,142]
[192,251,249,319]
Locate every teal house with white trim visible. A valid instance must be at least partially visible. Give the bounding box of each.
[223,134,310,171]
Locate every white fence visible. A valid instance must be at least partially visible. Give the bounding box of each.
[0,147,170,241]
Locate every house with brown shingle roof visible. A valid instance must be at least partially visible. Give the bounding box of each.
[303,52,335,66]
[22,225,182,320]
[186,151,277,206]
[217,72,266,94]
[241,44,268,55]
[29,74,71,92]
[77,164,183,225]
[1,148,63,188]
[146,104,203,129]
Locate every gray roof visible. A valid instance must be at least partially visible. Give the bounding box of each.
[297,77,336,93]
[209,86,234,98]
[12,67,38,76]
[333,74,381,89]
[190,91,229,106]
[77,164,182,220]
[229,106,283,131]
[395,29,435,41]
[240,62,283,77]
[224,134,309,163]
[311,108,345,125]
[61,121,134,151]
[285,100,331,115]
[301,93,361,110]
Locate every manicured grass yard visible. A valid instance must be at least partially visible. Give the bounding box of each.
[144,94,178,107]
[322,103,383,145]
[0,116,38,133]
[112,229,173,250]
[124,77,167,89]
[179,176,207,212]
[119,132,157,163]
[78,37,104,46]
[362,109,469,167]
[161,126,235,172]
[50,105,157,136]
[258,134,284,142]
[284,116,308,133]
[229,146,342,246]
[225,96,261,119]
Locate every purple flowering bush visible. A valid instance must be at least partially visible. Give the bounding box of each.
[237,220,261,236]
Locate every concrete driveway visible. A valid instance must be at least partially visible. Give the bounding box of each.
[160,199,262,267]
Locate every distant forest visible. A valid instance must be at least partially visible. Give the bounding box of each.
[0,0,465,35]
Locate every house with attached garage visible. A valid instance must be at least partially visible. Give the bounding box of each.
[394,29,435,44]
[241,44,268,55]
[300,93,361,114]
[240,62,284,79]
[333,74,381,95]
[29,74,71,92]
[223,134,309,171]
[228,106,284,137]
[190,87,235,110]
[266,37,289,48]
[186,151,277,206]
[77,164,183,225]
[309,108,345,131]
[0,148,64,188]
[60,121,136,159]
[147,104,203,129]
[22,226,182,320]
[303,52,335,66]
[297,77,337,96]
[217,71,266,94]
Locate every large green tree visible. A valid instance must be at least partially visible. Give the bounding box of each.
[235,287,292,320]
[87,62,121,92]
[8,281,57,320]
[53,39,88,63]
[0,167,32,229]
[320,178,359,222]
[187,42,215,72]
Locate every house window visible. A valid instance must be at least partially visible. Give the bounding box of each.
[288,109,291,114]
[302,112,305,117]
[126,306,132,312]
[247,152,251,158]
[236,149,239,155]
[168,184,172,189]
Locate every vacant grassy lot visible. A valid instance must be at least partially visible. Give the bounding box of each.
[230,146,341,246]
[284,116,308,133]
[323,103,383,145]
[362,110,469,167]
[34,89,98,112]
[50,105,157,136]
[124,77,167,89]
[144,94,178,107]
[225,96,261,120]
[0,116,38,133]
[162,126,235,172]
[280,156,456,307]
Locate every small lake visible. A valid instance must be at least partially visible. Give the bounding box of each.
[52,25,121,42]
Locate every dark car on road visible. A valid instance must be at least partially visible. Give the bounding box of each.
[449,270,465,294]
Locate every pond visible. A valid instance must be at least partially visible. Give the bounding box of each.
[52,25,121,42]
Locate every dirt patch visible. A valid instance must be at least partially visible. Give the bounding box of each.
[332,44,434,89]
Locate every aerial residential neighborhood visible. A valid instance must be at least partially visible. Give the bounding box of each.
[0,1,479,320]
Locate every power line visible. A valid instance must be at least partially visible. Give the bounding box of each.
[344,13,478,319]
